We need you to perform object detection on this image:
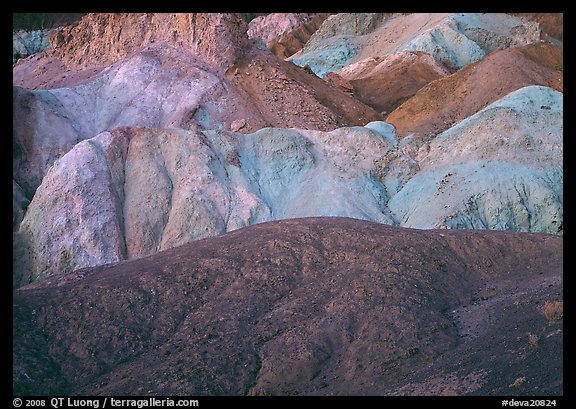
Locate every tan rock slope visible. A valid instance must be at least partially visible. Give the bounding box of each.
[339,50,452,115]
[386,42,563,139]
[13,217,563,395]
[49,13,249,73]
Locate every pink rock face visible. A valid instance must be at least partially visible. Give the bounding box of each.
[323,72,354,94]
[267,13,332,59]
[12,13,383,201]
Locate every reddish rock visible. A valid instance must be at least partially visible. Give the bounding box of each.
[267,13,333,59]
[224,45,382,132]
[339,51,452,115]
[323,72,354,94]
[47,13,248,73]
[386,42,563,139]
[512,13,563,41]
[13,15,383,197]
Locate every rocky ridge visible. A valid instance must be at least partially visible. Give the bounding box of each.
[387,85,563,232]
[48,13,249,73]
[386,41,563,139]
[289,13,541,77]
[12,12,564,397]
[338,50,452,115]
[14,122,396,286]
[13,14,382,202]
[13,217,563,395]
[14,84,562,286]
[247,13,313,45]
[266,13,333,59]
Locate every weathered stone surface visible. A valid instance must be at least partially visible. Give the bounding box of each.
[11,13,564,398]
[17,130,129,283]
[12,14,563,288]
[15,85,563,283]
[288,13,392,77]
[13,29,51,63]
[267,13,332,59]
[339,51,452,114]
[400,13,540,70]
[304,13,388,43]
[290,13,541,77]
[247,13,312,44]
[323,72,354,94]
[13,217,563,395]
[386,42,563,139]
[13,85,84,199]
[13,39,382,198]
[388,86,563,233]
[16,123,396,281]
[511,13,563,42]
[47,13,249,73]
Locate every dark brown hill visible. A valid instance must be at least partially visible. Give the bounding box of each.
[13,217,562,396]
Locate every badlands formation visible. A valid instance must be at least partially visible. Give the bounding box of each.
[13,13,562,397]
[14,217,562,396]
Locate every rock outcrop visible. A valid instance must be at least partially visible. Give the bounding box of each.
[386,42,563,139]
[15,123,396,284]
[511,13,563,42]
[267,13,332,59]
[13,30,51,63]
[288,13,392,77]
[15,86,562,284]
[388,85,563,233]
[13,217,563,395]
[247,13,313,44]
[47,13,249,73]
[290,13,541,77]
[13,17,382,199]
[11,13,564,396]
[338,51,452,115]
